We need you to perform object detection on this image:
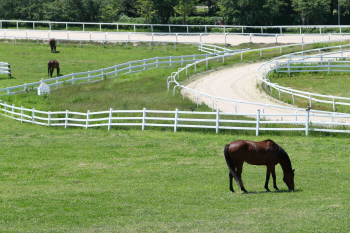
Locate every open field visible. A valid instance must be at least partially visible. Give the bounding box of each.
[1,36,350,232]
[1,116,350,232]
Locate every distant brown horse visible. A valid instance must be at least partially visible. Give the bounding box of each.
[49,38,56,53]
[224,139,295,193]
[48,60,60,77]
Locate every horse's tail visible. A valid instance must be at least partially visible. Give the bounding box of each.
[224,144,238,178]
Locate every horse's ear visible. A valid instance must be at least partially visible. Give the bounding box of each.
[293,169,295,172]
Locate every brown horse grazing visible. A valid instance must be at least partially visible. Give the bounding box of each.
[48,60,60,77]
[224,139,295,193]
[49,38,56,53]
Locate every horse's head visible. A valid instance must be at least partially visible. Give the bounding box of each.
[283,169,295,191]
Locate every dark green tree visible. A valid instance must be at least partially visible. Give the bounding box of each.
[153,0,178,24]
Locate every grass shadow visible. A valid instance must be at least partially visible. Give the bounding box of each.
[236,189,302,195]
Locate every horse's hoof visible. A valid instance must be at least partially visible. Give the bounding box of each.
[266,189,271,192]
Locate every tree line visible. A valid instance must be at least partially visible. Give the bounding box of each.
[1,0,350,26]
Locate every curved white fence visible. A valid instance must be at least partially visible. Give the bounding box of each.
[256,47,350,112]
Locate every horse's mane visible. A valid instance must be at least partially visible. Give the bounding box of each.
[267,139,293,171]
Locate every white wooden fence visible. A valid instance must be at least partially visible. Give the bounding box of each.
[257,46,350,111]
[2,28,350,45]
[0,62,11,76]
[1,19,350,34]
[2,101,350,135]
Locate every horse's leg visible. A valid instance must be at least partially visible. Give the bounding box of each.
[271,166,279,190]
[229,172,234,193]
[265,166,272,192]
[236,163,248,193]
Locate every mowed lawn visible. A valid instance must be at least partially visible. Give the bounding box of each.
[1,116,350,232]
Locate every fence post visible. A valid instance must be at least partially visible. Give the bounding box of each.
[32,108,35,124]
[21,106,24,123]
[256,110,260,136]
[309,95,312,108]
[170,56,172,67]
[88,71,91,82]
[305,109,309,136]
[115,66,118,77]
[142,108,146,130]
[156,57,159,68]
[8,64,11,77]
[278,87,281,99]
[287,59,290,76]
[216,109,220,134]
[108,108,113,130]
[129,63,132,73]
[328,59,330,74]
[48,111,51,126]
[275,61,278,72]
[65,110,68,128]
[174,108,178,132]
[72,74,75,84]
[86,110,90,129]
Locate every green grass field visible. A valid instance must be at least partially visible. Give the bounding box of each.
[1,116,350,232]
[1,40,350,232]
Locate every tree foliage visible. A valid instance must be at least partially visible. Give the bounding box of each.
[0,0,346,25]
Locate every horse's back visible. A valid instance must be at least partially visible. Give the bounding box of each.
[226,139,279,165]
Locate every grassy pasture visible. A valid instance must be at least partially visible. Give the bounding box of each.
[1,40,350,231]
[1,116,350,232]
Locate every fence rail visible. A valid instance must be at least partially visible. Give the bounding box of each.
[0,62,11,76]
[2,19,350,34]
[2,101,350,135]
[257,47,350,111]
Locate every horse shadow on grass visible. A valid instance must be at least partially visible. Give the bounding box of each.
[53,51,60,53]
[239,189,303,195]
[0,76,16,80]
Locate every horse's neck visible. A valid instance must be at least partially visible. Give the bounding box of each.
[279,159,292,174]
